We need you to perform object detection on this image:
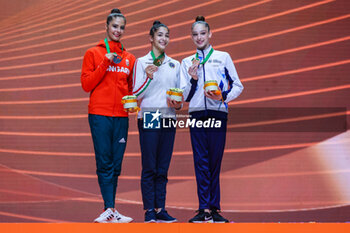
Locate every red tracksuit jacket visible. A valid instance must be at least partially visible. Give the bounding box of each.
[81,39,135,117]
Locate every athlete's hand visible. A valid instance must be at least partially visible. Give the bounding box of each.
[204,89,222,101]
[145,65,158,79]
[167,97,182,110]
[188,65,198,80]
[105,53,117,62]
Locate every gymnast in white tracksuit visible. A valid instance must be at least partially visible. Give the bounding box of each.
[180,16,244,223]
[132,21,181,223]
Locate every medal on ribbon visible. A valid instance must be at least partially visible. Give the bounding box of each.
[151,50,164,67]
[193,47,214,65]
[104,38,124,64]
[191,58,200,67]
[153,59,162,67]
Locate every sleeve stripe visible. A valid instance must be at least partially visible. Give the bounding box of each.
[222,67,234,101]
[132,58,152,96]
[134,78,151,97]
[185,78,198,102]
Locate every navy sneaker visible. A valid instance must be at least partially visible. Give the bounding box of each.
[189,209,213,223]
[156,209,177,223]
[211,209,229,223]
[145,209,157,223]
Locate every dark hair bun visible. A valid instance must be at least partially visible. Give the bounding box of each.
[111,8,121,14]
[153,20,162,25]
[195,15,205,22]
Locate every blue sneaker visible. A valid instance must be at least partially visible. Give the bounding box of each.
[156,209,177,223]
[145,209,157,223]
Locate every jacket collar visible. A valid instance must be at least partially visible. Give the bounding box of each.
[196,45,213,58]
[97,39,123,54]
[147,51,170,64]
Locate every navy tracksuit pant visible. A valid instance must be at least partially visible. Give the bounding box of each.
[138,119,176,210]
[88,114,128,209]
[189,110,227,210]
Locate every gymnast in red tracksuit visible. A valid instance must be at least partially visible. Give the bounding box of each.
[81,8,135,223]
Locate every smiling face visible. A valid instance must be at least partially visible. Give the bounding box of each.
[106,17,125,42]
[191,23,212,50]
[150,26,169,52]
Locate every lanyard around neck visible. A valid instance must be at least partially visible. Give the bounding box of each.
[195,47,214,65]
[151,50,165,67]
[104,38,123,54]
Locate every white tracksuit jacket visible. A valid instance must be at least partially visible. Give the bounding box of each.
[180,45,243,113]
[132,52,180,119]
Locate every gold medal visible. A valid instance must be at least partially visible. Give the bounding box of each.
[153,59,162,67]
[151,50,164,67]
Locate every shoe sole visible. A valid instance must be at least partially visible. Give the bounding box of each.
[156,219,178,223]
[144,219,157,223]
[94,220,114,223]
[94,219,134,223]
[190,220,214,223]
[112,219,134,223]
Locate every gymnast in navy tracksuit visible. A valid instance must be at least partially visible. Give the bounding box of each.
[180,16,243,223]
[133,21,181,223]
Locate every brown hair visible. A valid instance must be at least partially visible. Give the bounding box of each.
[191,15,210,31]
[149,20,169,37]
[106,8,126,26]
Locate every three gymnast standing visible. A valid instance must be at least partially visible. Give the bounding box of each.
[180,16,244,223]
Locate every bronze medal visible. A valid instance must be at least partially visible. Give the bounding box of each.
[195,47,214,65]
[192,58,200,67]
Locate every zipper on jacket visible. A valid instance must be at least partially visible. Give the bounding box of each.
[201,50,207,112]
[112,67,118,116]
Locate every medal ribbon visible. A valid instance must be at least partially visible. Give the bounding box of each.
[195,47,214,65]
[151,50,165,66]
[104,38,124,55]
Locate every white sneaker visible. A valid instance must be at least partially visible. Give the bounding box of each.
[94,208,115,223]
[113,209,133,223]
